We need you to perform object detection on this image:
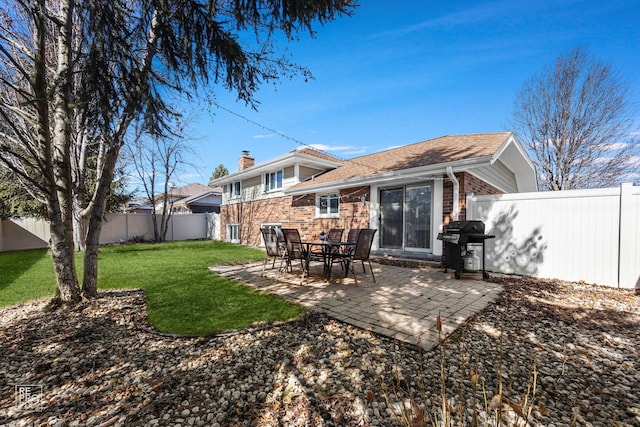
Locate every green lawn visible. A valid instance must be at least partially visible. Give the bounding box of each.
[0,240,304,334]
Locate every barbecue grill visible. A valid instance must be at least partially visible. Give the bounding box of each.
[437,220,495,280]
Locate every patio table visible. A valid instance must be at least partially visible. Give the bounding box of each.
[301,240,355,281]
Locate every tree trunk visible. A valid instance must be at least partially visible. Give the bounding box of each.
[49,217,82,307]
[73,202,88,252]
[151,204,161,242]
[32,0,82,308]
[82,205,102,298]
[72,129,89,252]
[82,143,121,297]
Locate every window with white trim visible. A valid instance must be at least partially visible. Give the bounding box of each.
[228,181,241,198]
[226,223,240,243]
[317,193,339,217]
[260,222,282,246]
[265,170,283,191]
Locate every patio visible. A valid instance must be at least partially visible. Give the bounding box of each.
[211,260,503,349]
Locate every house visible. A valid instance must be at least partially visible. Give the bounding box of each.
[169,183,223,214]
[127,183,222,214]
[211,132,537,257]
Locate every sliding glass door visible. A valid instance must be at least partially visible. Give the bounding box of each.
[380,188,403,248]
[379,184,432,251]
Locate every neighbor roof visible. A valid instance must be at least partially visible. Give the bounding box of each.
[288,132,513,191]
[170,183,215,197]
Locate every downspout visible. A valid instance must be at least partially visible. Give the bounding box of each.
[446,166,459,221]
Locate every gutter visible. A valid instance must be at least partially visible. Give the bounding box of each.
[446,166,459,221]
[285,157,494,196]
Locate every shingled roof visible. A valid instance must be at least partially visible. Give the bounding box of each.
[295,147,345,164]
[290,132,513,190]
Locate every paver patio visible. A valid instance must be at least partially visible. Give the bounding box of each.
[211,260,503,350]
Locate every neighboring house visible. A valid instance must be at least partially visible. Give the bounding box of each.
[211,132,537,257]
[127,183,222,214]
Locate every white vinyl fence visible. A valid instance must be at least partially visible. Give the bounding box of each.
[467,182,639,289]
[0,212,220,252]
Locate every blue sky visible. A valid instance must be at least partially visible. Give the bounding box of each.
[164,0,640,187]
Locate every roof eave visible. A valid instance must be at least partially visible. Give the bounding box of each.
[491,133,538,192]
[285,157,495,195]
[210,152,342,186]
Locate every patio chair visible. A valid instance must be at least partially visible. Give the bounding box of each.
[260,228,286,276]
[310,228,345,264]
[274,226,290,271]
[345,228,360,244]
[334,228,377,285]
[327,228,344,242]
[281,228,308,284]
[329,228,360,273]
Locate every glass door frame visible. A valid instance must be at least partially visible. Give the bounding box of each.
[378,182,433,253]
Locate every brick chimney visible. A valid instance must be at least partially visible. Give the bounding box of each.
[238,150,254,171]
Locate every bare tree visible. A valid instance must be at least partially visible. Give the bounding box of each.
[0,0,356,306]
[126,120,193,242]
[510,46,639,190]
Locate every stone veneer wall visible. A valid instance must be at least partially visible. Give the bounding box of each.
[220,186,371,247]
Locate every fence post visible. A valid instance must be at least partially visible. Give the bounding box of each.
[618,182,636,288]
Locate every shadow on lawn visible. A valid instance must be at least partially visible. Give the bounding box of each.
[0,248,51,292]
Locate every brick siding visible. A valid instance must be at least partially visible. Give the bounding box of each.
[442,172,503,224]
[220,186,371,246]
[221,175,502,246]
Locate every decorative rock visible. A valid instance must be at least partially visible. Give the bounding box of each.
[0,280,638,426]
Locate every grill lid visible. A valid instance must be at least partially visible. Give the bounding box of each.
[444,220,485,235]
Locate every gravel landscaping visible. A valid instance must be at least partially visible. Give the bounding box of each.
[1,276,639,426]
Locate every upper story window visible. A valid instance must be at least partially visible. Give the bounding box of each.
[317,193,339,217]
[265,170,283,191]
[233,181,241,197]
[227,181,241,198]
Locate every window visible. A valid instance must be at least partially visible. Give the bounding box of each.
[226,223,240,243]
[226,183,239,198]
[317,193,339,217]
[260,222,282,246]
[228,181,241,198]
[265,170,283,191]
[261,222,282,231]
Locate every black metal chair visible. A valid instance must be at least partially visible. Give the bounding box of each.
[311,228,345,266]
[274,226,289,271]
[281,228,308,284]
[327,228,344,242]
[260,228,286,276]
[329,228,359,274]
[345,229,360,244]
[334,228,377,284]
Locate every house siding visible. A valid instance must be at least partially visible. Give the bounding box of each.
[469,160,517,193]
[298,165,326,181]
[442,172,504,224]
[220,186,371,246]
